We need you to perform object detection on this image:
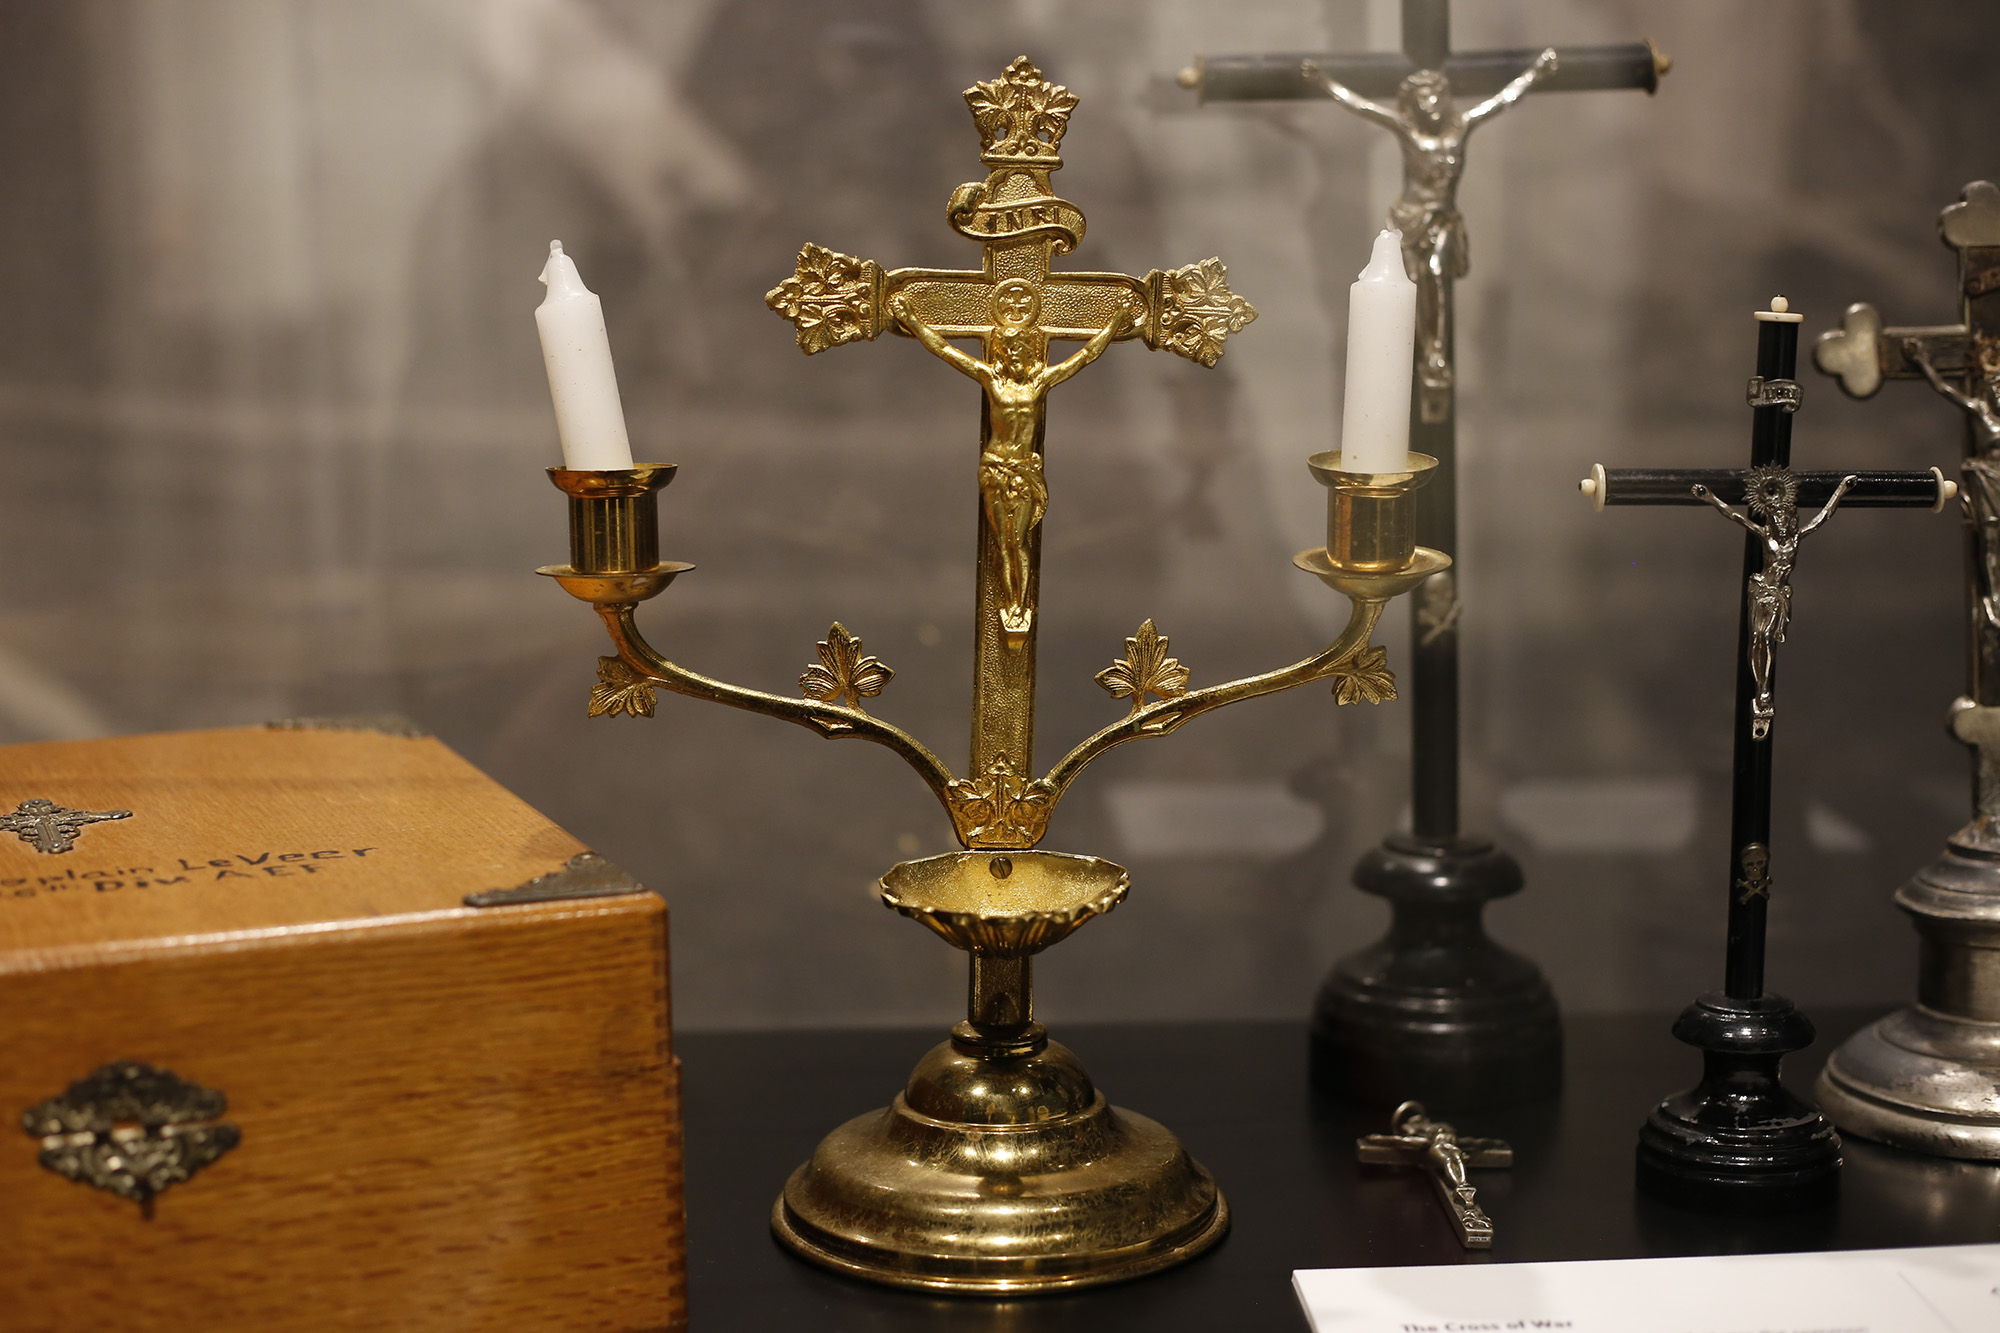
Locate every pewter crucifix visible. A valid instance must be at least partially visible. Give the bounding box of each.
[1817,181,2000,850]
[767,56,1256,785]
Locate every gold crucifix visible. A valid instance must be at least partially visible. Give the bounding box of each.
[767,55,1256,788]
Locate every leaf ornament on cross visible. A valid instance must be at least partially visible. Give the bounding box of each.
[1331,644,1397,706]
[1157,258,1257,368]
[589,656,657,718]
[799,623,895,711]
[1095,620,1191,715]
[764,243,884,355]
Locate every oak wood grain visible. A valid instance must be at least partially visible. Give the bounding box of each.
[0,728,684,1330]
[1,896,685,1331]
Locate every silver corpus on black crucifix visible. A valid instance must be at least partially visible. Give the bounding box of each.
[1181,0,1667,1112]
[1581,300,1954,1210]
[1812,181,2000,1161]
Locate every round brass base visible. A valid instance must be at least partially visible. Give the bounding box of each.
[772,1036,1228,1294]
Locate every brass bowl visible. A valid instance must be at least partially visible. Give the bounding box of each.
[879,851,1129,956]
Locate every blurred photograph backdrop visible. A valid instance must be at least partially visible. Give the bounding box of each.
[0,0,1990,1030]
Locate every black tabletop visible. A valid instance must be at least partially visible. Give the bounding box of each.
[678,1009,2000,1330]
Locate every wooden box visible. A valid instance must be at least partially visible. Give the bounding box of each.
[0,725,684,1331]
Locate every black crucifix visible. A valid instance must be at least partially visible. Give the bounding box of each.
[1183,0,1666,839]
[1582,299,1953,1206]
[1357,1100,1510,1248]
[1817,181,2000,850]
[767,56,1255,787]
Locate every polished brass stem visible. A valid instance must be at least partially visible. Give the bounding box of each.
[969,954,1031,1029]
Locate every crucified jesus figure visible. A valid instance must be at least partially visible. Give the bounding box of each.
[890,281,1136,641]
[1906,336,2000,633]
[1304,49,1558,421]
[1692,467,1857,739]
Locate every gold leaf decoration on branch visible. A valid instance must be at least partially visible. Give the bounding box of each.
[799,623,895,711]
[589,656,657,718]
[1095,619,1191,715]
[946,755,1055,848]
[1156,258,1257,367]
[1331,645,1397,706]
[765,244,883,354]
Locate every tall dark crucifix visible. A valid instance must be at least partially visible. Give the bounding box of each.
[768,56,1255,791]
[1181,0,1667,1107]
[1583,299,1953,1207]
[1811,181,2000,1160]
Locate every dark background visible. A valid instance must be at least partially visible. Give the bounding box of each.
[0,0,1992,1032]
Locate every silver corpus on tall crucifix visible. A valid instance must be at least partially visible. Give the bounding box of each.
[1813,181,2000,1160]
[1301,49,1556,423]
[1693,463,1857,740]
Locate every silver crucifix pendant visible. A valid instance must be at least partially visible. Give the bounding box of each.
[1356,1099,1512,1248]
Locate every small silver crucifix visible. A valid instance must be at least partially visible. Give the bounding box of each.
[1357,1099,1512,1248]
[1,798,133,855]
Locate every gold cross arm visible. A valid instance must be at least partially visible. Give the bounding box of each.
[767,245,1254,369]
[760,55,1257,806]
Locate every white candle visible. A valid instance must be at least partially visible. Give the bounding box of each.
[1338,229,1417,474]
[536,240,634,470]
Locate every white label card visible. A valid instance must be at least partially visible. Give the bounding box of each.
[1293,1243,2000,1333]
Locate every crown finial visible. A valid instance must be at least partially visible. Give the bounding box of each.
[964,56,1079,167]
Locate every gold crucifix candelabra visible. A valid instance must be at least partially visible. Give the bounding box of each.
[541,56,1446,1294]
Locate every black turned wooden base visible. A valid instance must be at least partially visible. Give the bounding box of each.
[1635,993,1842,1212]
[1310,835,1562,1110]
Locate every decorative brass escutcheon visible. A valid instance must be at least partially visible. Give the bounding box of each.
[22,1061,241,1211]
[0,797,132,854]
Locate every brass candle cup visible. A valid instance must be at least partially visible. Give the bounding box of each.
[538,464,694,605]
[1307,450,1440,574]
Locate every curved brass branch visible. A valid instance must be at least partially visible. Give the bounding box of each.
[597,604,962,812]
[1040,594,1388,805]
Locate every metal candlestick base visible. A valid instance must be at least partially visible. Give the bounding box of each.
[775,1036,1227,1293]
[773,851,1226,1293]
[1635,994,1842,1211]
[1310,834,1562,1109]
[1815,839,2000,1158]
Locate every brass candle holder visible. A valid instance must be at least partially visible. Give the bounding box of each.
[1301,451,1443,582]
[541,57,1446,1294]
